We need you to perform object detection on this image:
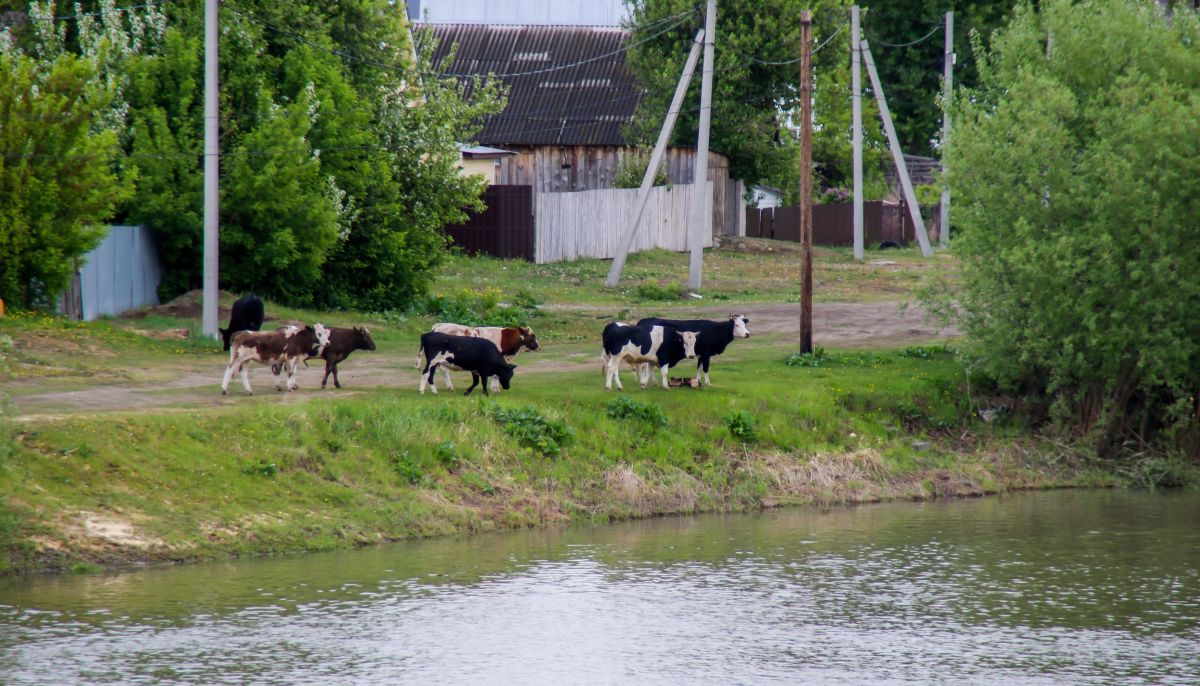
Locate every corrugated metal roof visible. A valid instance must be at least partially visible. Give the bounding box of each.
[428,24,643,147]
[412,0,629,26]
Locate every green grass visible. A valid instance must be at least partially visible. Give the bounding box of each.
[0,346,1110,574]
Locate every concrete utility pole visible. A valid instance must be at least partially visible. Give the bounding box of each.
[606,29,704,287]
[202,0,219,338]
[688,0,716,292]
[939,10,952,248]
[861,39,933,257]
[799,10,814,354]
[851,5,864,260]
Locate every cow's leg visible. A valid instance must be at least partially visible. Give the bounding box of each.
[660,364,671,390]
[441,364,455,391]
[464,373,480,396]
[332,362,342,389]
[420,363,435,395]
[606,357,623,391]
[239,361,253,395]
[272,359,286,391]
[221,362,236,395]
[480,374,491,397]
[639,362,651,390]
[702,357,712,386]
[286,359,301,391]
[695,357,704,384]
[321,359,333,389]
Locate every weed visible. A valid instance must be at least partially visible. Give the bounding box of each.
[785,347,828,368]
[389,450,425,485]
[492,406,572,457]
[901,344,955,360]
[605,396,668,427]
[726,411,758,443]
[1122,455,1199,489]
[434,441,460,470]
[632,283,682,302]
[241,460,278,478]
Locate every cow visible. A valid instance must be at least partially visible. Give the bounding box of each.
[601,322,698,391]
[221,323,330,395]
[219,294,265,352]
[421,323,539,392]
[635,315,751,387]
[312,326,376,389]
[417,332,516,396]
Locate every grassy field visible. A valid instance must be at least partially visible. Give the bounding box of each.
[0,243,1107,576]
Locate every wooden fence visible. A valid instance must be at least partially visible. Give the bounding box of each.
[746,200,937,247]
[533,183,714,264]
[443,185,535,261]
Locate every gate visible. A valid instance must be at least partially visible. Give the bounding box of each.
[443,185,535,261]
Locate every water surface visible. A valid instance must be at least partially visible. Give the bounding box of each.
[2,489,1198,684]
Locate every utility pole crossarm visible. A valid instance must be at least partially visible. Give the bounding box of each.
[860,39,934,257]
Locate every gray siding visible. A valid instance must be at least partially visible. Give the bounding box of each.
[72,226,162,321]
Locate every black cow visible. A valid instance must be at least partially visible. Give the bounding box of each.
[417,332,516,396]
[314,326,376,389]
[636,315,751,386]
[220,294,265,351]
[601,322,698,391]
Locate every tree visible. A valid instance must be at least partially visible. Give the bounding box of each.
[623,0,889,199]
[0,51,128,308]
[860,0,1010,157]
[935,0,1200,455]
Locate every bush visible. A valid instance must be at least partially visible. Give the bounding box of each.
[931,0,1200,455]
[605,396,668,427]
[632,284,683,302]
[492,406,572,457]
[725,411,758,443]
[422,287,540,327]
[611,149,669,189]
[784,347,828,368]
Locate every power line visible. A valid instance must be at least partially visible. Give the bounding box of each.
[866,26,941,49]
[743,19,850,65]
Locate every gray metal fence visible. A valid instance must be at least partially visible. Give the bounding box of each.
[60,225,162,320]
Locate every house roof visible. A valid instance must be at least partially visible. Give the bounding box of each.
[460,144,517,158]
[427,24,643,147]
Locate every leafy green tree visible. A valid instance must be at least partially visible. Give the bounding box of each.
[624,0,889,199]
[934,0,1200,454]
[0,51,128,307]
[860,0,1010,157]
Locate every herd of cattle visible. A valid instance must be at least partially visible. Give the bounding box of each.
[217,295,752,396]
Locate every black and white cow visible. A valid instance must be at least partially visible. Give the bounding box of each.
[417,332,516,397]
[601,322,698,391]
[219,294,265,352]
[635,315,750,386]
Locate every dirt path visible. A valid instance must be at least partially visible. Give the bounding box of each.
[11,301,954,419]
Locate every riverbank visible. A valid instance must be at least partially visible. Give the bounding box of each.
[0,246,1114,576]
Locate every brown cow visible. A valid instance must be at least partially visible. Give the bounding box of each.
[314,326,376,389]
[423,323,538,391]
[221,324,330,395]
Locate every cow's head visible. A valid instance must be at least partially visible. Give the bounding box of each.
[219,327,232,351]
[731,314,751,338]
[355,326,377,351]
[519,326,539,351]
[497,362,516,390]
[680,330,699,359]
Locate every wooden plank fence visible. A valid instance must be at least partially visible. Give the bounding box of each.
[534,182,714,264]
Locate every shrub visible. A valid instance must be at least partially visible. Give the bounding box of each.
[633,284,683,302]
[784,347,828,368]
[421,287,539,327]
[605,396,668,427]
[611,149,669,189]
[725,411,758,443]
[492,406,572,457]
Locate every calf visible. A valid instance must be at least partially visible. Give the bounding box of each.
[221,324,330,395]
[636,315,750,386]
[601,322,697,391]
[314,326,376,389]
[423,323,539,391]
[417,332,516,396]
[219,294,265,352]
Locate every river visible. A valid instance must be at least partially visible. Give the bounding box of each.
[2,489,1198,685]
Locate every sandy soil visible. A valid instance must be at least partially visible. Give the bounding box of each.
[11,301,955,419]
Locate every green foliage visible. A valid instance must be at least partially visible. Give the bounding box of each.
[241,459,279,478]
[625,0,889,194]
[491,406,572,457]
[932,0,1200,454]
[1120,454,1199,490]
[785,347,829,368]
[421,287,540,327]
[632,283,683,302]
[725,410,758,443]
[388,450,426,486]
[611,149,669,189]
[0,51,128,308]
[605,396,669,427]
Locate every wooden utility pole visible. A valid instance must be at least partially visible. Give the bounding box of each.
[851,5,864,260]
[202,0,219,338]
[939,11,952,248]
[688,0,716,292]
[606,29,705,287]
[799,10,813,354]
[861,39,933,257]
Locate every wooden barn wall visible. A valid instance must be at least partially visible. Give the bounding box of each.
[534,183,715,264]
[496,145,743,237]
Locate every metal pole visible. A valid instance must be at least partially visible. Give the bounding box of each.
[688,0,716,292]
[202,0,219,338]
[851,6,864,260]
[861,39,933,257]
[939,10,952,248]
[799,10,813,354]
[606,29,704,287]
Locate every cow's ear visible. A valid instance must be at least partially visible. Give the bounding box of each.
[305,325,315,333]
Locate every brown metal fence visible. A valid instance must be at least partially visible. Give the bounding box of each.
[746,200,926,247]
[444,185,535,261]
